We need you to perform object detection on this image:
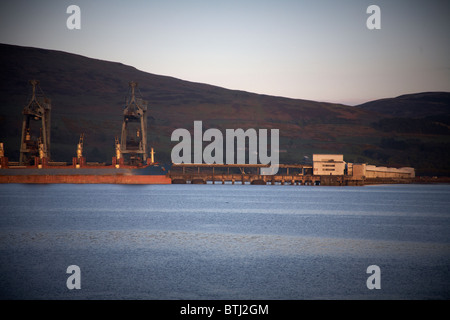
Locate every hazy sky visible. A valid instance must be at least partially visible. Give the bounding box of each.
[0,0,449,105]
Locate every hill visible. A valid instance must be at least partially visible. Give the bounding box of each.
[1,43,449,176]
[356,92,450,118]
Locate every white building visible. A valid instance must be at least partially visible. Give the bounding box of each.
[351,163,415,179]
[365,165,415,179]
[313,154,346,176]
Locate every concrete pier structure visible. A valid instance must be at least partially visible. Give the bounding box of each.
[168,154,415,186]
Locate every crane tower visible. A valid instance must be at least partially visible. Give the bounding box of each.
[120,81,148,165]
[19,80,51,165]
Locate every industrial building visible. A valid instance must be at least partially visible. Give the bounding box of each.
[313,154,346,175]
[313,154,415,180]
[352,164,415,179]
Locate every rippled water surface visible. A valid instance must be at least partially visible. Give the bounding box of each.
[0,183,449,299]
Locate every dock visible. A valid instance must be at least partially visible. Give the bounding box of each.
[168,164,366,186]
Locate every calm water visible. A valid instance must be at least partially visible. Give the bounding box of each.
[0,183,449,299]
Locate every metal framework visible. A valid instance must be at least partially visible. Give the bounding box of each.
[76,133,84,159]
[19,80,51,165]
[120,81,148,165]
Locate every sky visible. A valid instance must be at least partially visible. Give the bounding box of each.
[0,0,449,105]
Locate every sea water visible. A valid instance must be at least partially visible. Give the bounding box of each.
[0,183,449,299]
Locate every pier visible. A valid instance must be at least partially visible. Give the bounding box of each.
[168,164,365,186]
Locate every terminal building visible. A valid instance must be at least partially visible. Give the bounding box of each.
[313,154,415,179]
[312,154,346,175]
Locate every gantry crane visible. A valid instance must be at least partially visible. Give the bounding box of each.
[19,80,51,165]
[120,81,148,165]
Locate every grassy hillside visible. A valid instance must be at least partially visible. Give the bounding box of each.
[355,93,450,175]
[1,44,449,175]
[357,92,450,118]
